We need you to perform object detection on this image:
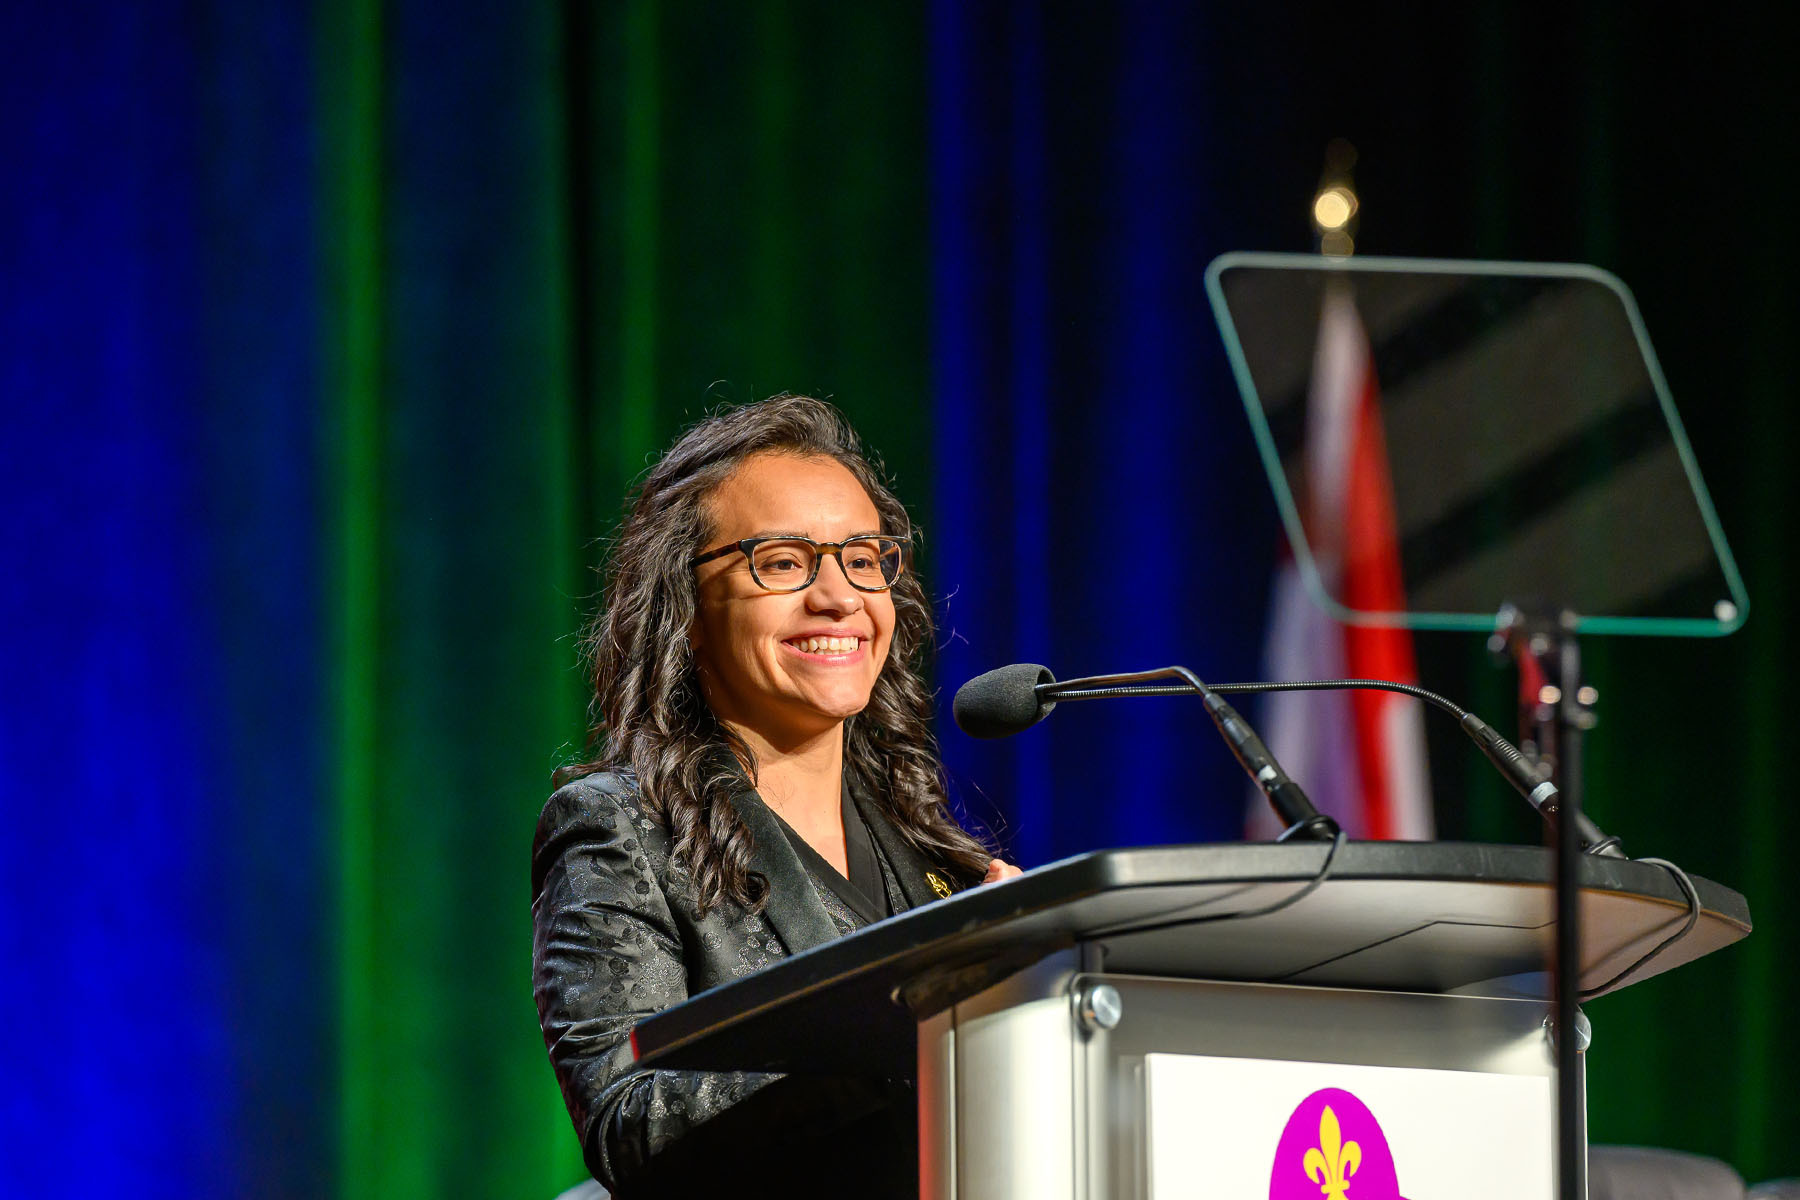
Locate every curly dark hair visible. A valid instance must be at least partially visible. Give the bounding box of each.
[557,394,993,914]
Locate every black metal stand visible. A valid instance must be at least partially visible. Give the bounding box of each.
[1491,605,1597,1200]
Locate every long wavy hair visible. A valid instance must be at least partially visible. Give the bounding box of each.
[557,394,993,914]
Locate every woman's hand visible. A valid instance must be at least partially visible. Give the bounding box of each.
[982,858,1022,885]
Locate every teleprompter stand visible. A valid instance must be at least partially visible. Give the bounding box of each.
[1203,252,1753,1200]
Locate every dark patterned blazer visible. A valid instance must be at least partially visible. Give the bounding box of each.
[531,769,971,1198]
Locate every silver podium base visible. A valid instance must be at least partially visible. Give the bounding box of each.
[917,951,1573,1200]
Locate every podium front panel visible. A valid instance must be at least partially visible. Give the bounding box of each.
[1144,1052,1551,1198]
[919,954,1566,1200]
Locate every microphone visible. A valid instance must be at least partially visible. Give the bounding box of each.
[951,662,1057,738]
[953,663,1340,842]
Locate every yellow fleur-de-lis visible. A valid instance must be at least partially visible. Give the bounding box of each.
[1302,1106,1362,1200]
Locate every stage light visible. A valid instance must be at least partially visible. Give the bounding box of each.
[1312,185,1357,231]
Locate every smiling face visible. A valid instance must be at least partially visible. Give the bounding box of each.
[691,452,897,749]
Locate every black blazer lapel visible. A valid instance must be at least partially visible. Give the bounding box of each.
[725,785,842,956]
[849,785,965,910]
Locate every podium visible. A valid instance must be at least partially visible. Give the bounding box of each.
[630,842,1749,1199]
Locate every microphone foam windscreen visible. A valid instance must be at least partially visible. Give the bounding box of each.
[952,663,1057,739]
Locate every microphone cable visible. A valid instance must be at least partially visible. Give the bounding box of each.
[1577,855,1701,999]
[1089,829,1349,942]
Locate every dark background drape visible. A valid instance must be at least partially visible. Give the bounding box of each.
[4,2,1792,1195]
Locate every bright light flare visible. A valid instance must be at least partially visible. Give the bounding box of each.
[1312,185,1357,230]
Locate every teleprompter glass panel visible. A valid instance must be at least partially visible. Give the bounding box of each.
[1204,253,1748,636]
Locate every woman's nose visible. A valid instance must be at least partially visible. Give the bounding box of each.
[805,554,864,613]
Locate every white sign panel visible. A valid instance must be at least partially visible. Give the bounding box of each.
[1144,1053,1553,1200]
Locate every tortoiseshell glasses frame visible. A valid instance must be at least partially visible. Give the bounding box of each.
[690,535,909,593]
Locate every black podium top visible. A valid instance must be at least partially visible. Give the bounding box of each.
[629,841,1749,1078]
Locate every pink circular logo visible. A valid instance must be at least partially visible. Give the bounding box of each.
[1269,1088,1407,1200]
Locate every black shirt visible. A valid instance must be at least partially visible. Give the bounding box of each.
[771,781,898,927]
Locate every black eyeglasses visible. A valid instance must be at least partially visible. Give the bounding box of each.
[691,535,908,593]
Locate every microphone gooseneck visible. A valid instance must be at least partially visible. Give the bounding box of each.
[1042,673,1624,856]
[951,663,1340,843]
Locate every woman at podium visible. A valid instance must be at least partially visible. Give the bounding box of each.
[532,394,1018,1198]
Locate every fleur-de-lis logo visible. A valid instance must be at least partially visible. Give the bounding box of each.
[1302,1106,1362,1200]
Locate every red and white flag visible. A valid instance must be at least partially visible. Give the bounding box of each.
[1250,282,1434,841]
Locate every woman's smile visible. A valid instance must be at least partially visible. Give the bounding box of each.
[780,629,868,661]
